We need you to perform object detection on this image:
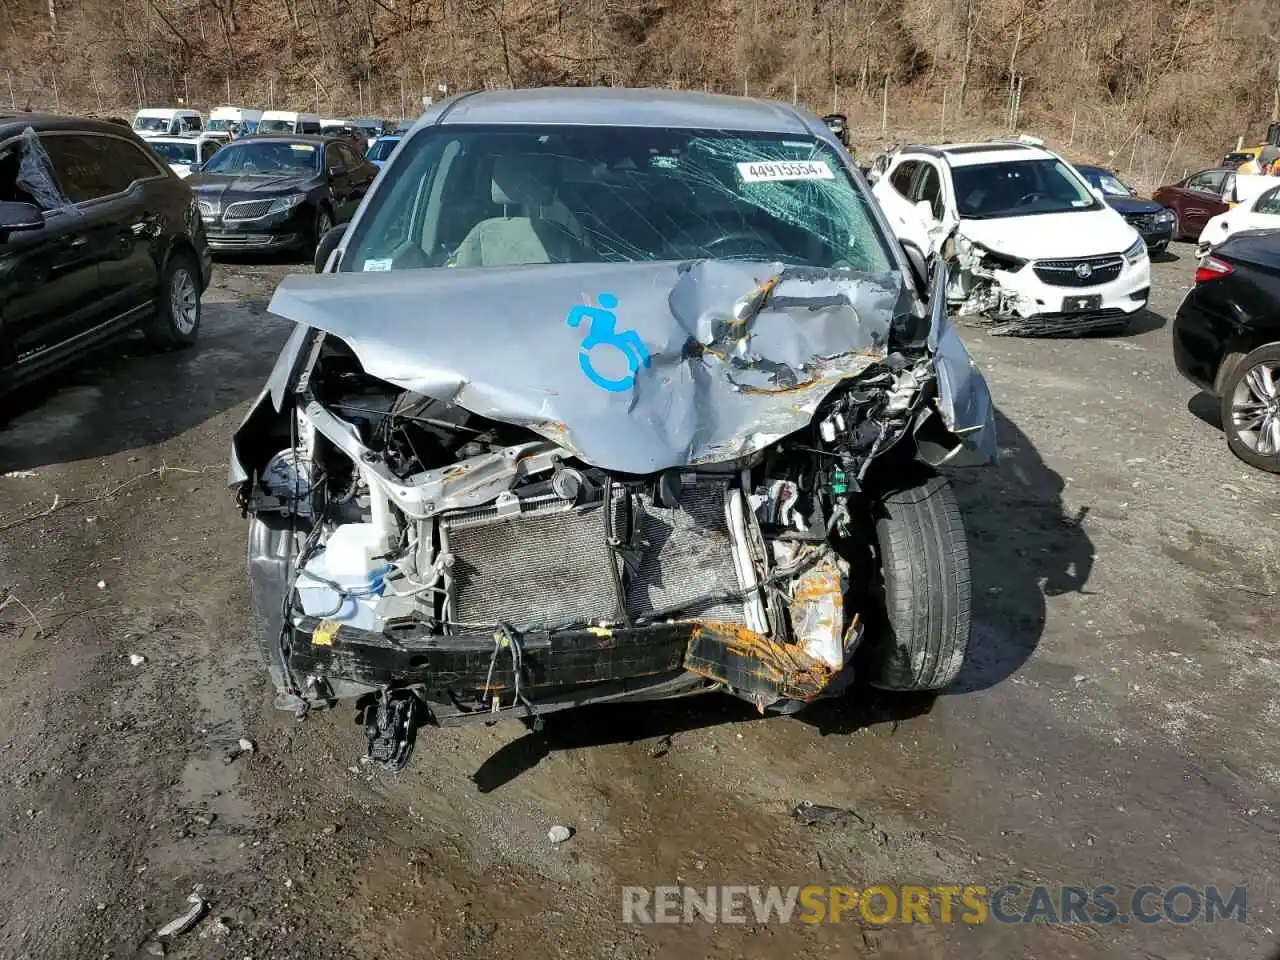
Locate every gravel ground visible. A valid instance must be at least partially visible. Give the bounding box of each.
[0,244,1277,960]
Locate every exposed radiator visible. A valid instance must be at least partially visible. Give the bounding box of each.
[626,475,747,625]
[441,492,625,632]
[440,477,749,634]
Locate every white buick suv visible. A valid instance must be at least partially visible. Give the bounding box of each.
[871,139,1150,334]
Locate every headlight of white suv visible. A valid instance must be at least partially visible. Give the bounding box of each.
[267,193,307,215]
[1123,236,1146,264]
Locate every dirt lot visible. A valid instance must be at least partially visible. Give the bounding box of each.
[0,246,1277,960]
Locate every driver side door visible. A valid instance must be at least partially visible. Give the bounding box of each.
[324,143,355,222]
[906,160,959,256]
[1181,170,1229,235]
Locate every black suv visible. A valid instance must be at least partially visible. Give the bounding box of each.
[0,113,211,394]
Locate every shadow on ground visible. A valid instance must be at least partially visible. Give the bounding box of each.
[0,300,281,472]
[1075,307,1167,338]
[1188,390,1223,430]
[469,404,1090,790]
[947,406,1094,692]
[467,688,938,793]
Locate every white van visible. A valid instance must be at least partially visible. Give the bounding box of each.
[257,111,322,135]
[132,108,204,139]
[206,106,264,140]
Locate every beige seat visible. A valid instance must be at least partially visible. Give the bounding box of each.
[453,154,585,267]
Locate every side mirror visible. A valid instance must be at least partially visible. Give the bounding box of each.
[314,223,348,273]
[0,201,45,239]
[899,239,931,296]
[914,199,936,222]
[1089,186,1106,201]
[328,164,345,179]
[188,162,203,173]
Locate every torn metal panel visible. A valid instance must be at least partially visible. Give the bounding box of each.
[263,260,904,474]
[684,620,837,709]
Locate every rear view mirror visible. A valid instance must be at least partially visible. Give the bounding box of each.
[0,201,44,239]
[899,239,931,296]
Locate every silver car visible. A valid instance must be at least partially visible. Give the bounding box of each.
[229,88,996,768]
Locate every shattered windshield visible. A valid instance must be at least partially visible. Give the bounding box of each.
[200,140,319,176]
[953,158,1103,219]
[341,125,895,273]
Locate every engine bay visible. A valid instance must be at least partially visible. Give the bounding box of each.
[243,333,938,718]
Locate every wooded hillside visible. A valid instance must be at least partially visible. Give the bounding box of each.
[1,0,1275,179]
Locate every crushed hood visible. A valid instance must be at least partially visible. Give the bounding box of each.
[265,260,905,474]
[960,207,1139,259]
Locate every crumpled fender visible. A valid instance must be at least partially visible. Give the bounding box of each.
[921,262,998,466]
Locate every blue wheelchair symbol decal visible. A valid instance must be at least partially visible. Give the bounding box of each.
[565,292,651,393]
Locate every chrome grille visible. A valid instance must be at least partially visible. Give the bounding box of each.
[1032,255,1124,288]
[223,198,276,220]
[196,199,219,218]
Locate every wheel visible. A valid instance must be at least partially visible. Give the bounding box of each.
[1171,211,1183,242]
[863,470,971,691]
[1220,342,1280,473]
[314,206,334,253]
[145,250,201,349]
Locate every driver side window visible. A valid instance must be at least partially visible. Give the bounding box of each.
[911,162,945,220]
[1256,186,1280,215]
[1186,171,1218,194]
[889,159,919,197]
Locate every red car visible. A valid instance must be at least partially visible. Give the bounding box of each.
[1153,168,1235,241]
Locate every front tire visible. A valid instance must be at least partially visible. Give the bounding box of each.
[314,206,334,254]
[864,471,971,691]
[1220,343,1280,473]
[145,251,201,350]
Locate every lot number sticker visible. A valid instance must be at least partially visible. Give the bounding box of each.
[737,160,835,183]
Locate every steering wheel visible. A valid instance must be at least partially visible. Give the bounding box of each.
[1016,192,1046,206]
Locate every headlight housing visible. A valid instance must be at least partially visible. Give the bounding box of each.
[267,193,307,215]
[1155,209,1175,222]
[954,234,1027,272]
[1123,235,1147,264]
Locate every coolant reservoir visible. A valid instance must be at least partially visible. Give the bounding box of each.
[295,523,392,631]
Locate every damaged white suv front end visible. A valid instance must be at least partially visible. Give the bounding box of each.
[873,141,1151,335]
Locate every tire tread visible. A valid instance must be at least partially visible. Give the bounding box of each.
[868,473,971,691]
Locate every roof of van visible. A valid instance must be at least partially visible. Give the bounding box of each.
[261,110,319,119]
[136,107,202,117]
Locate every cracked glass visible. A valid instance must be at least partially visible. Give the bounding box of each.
[341,124,895,275]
